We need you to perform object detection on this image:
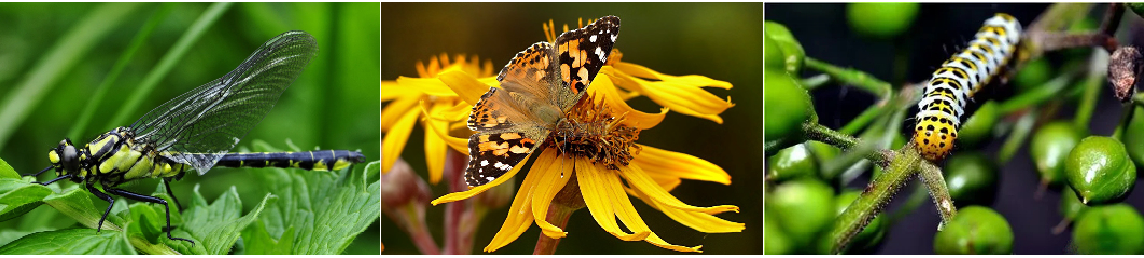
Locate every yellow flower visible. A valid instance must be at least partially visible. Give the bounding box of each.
[543,19,735,124]
[386,18,744,253]
[431,72,742,253]
[381,54,497,183]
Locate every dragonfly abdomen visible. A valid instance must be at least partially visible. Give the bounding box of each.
[215,150,364,171]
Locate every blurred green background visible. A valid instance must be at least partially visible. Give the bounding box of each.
[380,2,764,255]
[0,2,380,255]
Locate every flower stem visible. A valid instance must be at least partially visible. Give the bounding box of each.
[444,150,475,255]
[534,174,584,255]
[533,204,576,255]
[403,205,442,255]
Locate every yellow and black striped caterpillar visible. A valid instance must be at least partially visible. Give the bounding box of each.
[914,13,1022,161]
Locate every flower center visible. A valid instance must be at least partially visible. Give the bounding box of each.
[546,94,642,170]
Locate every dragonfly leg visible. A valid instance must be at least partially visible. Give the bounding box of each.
[33,174,72,186]
[22,166,53,178]
[163,178,183,214]
[105,187,195,246]
[85,180,114,233]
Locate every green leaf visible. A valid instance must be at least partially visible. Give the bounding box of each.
[240,140,380,255]
[167,185,276,255]
[0,157,17,179]
[42,185,127,232]
[0,228,136,255]
[0,178,53,222]
[241,219,295,255]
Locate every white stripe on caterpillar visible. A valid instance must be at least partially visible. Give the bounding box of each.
[914,13,1022,161]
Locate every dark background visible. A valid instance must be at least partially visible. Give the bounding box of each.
[381,2,766,255]
[767,3,1144,255]
[0,2,380,254]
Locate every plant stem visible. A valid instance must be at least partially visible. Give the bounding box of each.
[997,74,1075,114]
[804,57,893,100]
[998,109,1037,164]
[802,74,831,90]
[830,147,920,254]
[533,204,575,255]
[444,150,473,255]
[1075,50,1111,130]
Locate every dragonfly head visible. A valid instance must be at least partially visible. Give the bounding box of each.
[48,138,87,174]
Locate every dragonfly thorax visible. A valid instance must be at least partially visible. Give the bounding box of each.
[47,126,187,183]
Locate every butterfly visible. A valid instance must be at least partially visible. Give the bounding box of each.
[463,16,621,187]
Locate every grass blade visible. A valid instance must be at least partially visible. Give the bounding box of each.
[105,2,232,129]
[67,3,174,140]
[0,2,144,149]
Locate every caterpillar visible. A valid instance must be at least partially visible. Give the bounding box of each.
[914,13,1022,161]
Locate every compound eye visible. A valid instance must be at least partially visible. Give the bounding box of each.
[62,146,78,164]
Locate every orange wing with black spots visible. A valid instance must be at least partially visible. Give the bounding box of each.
[464,16,621,187]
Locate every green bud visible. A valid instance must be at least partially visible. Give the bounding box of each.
[765,21,805,74]
[933,206,1014,255]
[942,153,999,207]
[767,144,820,181]
[846,3,920,39]
[1065,136,1136,205]
[1072,204,1144,254]
[1031,121,1084,188]
[764,70,814,145]
[765,179,835,252]
[956,101,999,149]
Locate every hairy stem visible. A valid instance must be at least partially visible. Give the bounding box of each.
[830,147,920,254]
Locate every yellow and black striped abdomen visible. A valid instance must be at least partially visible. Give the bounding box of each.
[215,150,365,172]
[914,13,1021,162]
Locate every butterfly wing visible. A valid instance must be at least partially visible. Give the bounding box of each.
[464,16,622,187]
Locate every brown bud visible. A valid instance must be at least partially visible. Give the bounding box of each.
[381,157,431,210]
[1108,46,1142,103]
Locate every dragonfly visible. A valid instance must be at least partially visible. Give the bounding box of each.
[22,30,365,246]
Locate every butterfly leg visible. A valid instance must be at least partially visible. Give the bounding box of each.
[105,187,195,246]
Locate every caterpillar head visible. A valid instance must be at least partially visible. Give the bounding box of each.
[914,116,958,162]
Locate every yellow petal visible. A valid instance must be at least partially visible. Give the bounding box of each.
[438,69,494,106]
[530,150,572,239]
[613,62,733,89]
[604,63,734,124]
[422,101,453,184]
[477,77,501,88]
[381,105,420,174]
[576,158,651,241]
[589,73,666,129]
[395,76,461,97]
[639,80,733,124]
[628,180,746,233]
[643,232,703,253]
[633,145,731,185]
[643,171,682,192]
[381,81,421,101]
[420,103,469,154]
[484,167,539,253]
[431,151,533,205]
[619,164,738,215]
[381,95,419,131]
